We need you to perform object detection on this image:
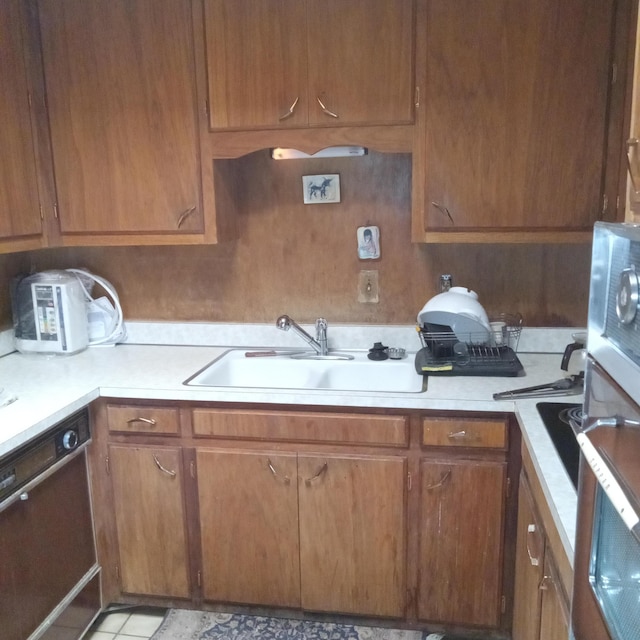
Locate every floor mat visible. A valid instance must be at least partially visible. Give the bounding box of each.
[151,609,437,640]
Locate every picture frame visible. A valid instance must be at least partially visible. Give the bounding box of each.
[357,225,380,260]
[302,174,340,204]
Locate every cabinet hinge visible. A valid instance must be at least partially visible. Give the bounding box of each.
[602,194,609,215]
[197,570,202,588]
[190,460,196,479]
[39,204,44,220]
[407,471,412,491]
[617,195,620,211]
[506,476,511,498]
[414,86,420,108]
[105,455,110,475]
[612,62,618,85]
[204,99,209,118]
[53,202,59,219]
[115,564,120,580]
[501,595,506,614]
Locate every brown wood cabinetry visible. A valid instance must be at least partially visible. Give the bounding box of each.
[204,0,414,132]
[512,470,569,640]
[108,444,190,598]
[416,417,510,628]
[0,0,50,254]
[90,400,518,634]
[412,0,633,243]
[37,0,219,245]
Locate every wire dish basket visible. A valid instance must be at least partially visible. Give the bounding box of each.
[416,313,524,376]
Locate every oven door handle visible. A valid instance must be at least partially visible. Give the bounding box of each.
[576,432,640,543]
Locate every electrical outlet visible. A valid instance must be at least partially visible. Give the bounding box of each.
[358,270,379,303]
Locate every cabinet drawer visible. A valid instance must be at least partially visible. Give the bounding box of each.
[422,418,507,450]
[107,405,180,435]
[192,409,408,447]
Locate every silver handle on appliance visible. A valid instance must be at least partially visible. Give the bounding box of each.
[152,454,177,478]
[576,432,640,542]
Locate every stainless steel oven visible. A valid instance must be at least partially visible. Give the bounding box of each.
[571,222,640,640]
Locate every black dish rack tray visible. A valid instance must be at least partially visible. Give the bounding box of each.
[415,313,525,377]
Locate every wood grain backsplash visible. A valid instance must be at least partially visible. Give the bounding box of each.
[1,151,591,329]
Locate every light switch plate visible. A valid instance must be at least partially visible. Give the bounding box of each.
[358,270,379,303]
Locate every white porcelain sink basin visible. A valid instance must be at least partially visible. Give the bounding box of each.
[184,349,426,393]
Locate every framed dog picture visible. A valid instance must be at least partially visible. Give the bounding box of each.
[302,174,340,204]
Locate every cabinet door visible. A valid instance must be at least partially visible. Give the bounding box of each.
[109,445,190,597]
[417,459,506,627]
[306,0,414,127]
[418,0,615,233]
[539,555,570,640]
[512,474,545,640]
[0,0,45,251]
[298,453,406,617]
[38,0,201,235]
[197,448,300,607]
[204,0,308,130]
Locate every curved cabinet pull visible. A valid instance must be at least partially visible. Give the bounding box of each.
[279,96,300,121]
[152,454,176,478]
[176,205,197,229]
[425,469,451,491]
[627,138,640,193]
[304,461,328,486]
[267,458,291,485]
[127,417,156,426]
[448,430,467,440]
[526,523,541,566]
[431,201,454,225]
[316,96,339,119]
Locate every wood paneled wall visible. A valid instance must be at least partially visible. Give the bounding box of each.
[0,152,591,329]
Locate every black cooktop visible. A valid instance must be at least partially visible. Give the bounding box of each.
[536,402,582,489]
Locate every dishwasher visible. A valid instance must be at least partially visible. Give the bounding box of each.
[0,408,101,640]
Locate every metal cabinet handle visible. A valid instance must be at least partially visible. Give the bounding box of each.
[152,454,176,478]
[267,458,290,485]
[176,206,197,229]
[316,96,339,119]
[304,461,328,486]
[127,417,156,426]
[448,430,467,440]
[526,523,541,566]
[425,469,452,491]
[539,574,553,591]
[431,201,454,225]
[279,96,299,121]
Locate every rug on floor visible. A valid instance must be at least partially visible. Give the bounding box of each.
[149,609,461,640]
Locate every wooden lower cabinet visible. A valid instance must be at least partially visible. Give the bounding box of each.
[196,448,406,618]
[416,459,507,627]
[297,453,406,617]
[197,448,300,607]
[512,471,569,640]
[108,444,190,598]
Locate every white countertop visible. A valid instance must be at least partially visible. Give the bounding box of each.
[0,323,582,569]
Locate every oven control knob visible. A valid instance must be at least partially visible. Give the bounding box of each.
[62,429,79,450]
[616,267,640,325]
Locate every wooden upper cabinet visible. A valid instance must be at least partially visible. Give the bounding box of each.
[204,0,414,131]
[413,0,623,242]
[0,0,47,253]
[38,0,203,239]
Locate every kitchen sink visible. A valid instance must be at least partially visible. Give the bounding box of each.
[184,349,427,393]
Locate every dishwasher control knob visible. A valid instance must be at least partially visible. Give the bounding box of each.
[62,430,79,450]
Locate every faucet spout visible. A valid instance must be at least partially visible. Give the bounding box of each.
[276,315,328,355]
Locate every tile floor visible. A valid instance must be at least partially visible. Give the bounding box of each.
[83,607,166,640]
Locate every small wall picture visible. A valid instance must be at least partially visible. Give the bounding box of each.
[302,174,340,204]
[357,225,380,260]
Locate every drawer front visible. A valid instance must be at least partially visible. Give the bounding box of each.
[422,418,507,449]
[107,405,180,435]
[192,409,408,447]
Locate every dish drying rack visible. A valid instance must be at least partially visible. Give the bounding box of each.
[415,313,524,377]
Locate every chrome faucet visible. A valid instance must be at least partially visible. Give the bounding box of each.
[276,315,329,356]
